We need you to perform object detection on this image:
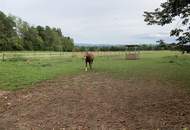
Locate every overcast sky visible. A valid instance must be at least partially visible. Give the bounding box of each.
[0,0,176,45]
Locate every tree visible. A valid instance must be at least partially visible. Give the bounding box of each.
[61,37,74,51]
[156,39,168,50]
[144,0,190,44]
[0,10,75,51]
[0,11,18,51]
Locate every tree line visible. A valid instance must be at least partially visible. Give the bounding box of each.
[74,42,178,52]
[0,11,74,51]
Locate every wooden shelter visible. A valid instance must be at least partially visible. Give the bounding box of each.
[125,45,140,60]
[182,43,190,53]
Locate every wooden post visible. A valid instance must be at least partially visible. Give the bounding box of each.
[2,53,5,61]
[125,46,128,60]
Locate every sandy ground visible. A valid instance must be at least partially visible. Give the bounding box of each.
[0,73,190,130]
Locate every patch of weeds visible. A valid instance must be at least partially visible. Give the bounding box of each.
[169,60,174,63]
[41,63,52,67]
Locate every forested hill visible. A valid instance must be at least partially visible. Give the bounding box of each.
[0,11,74,51]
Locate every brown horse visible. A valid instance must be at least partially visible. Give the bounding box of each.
[84,52,94,71]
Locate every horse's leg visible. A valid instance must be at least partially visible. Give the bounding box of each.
[91,59,94,69]
[89,62,92,69]
[89,60,93,70]
[85,60,88,71]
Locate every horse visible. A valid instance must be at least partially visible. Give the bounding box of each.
[84,52,94,71]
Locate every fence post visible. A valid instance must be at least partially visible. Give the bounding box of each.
[2,53,5,61]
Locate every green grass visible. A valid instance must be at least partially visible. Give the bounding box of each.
[94,51,190,88]
[0,51,190,91]
[0,57,83,90]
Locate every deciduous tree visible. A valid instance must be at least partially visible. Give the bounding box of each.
[144,0,190,44]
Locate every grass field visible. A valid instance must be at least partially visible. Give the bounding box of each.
[0,51,190,91]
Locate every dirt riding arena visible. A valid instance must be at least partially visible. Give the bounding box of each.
[0,73,190,130]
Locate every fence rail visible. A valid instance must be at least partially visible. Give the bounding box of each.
[0,51,126,61]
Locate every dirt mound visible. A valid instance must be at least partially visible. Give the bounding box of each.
[0,73,190,130]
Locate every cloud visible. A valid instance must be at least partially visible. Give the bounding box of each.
[0,0,174,44]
